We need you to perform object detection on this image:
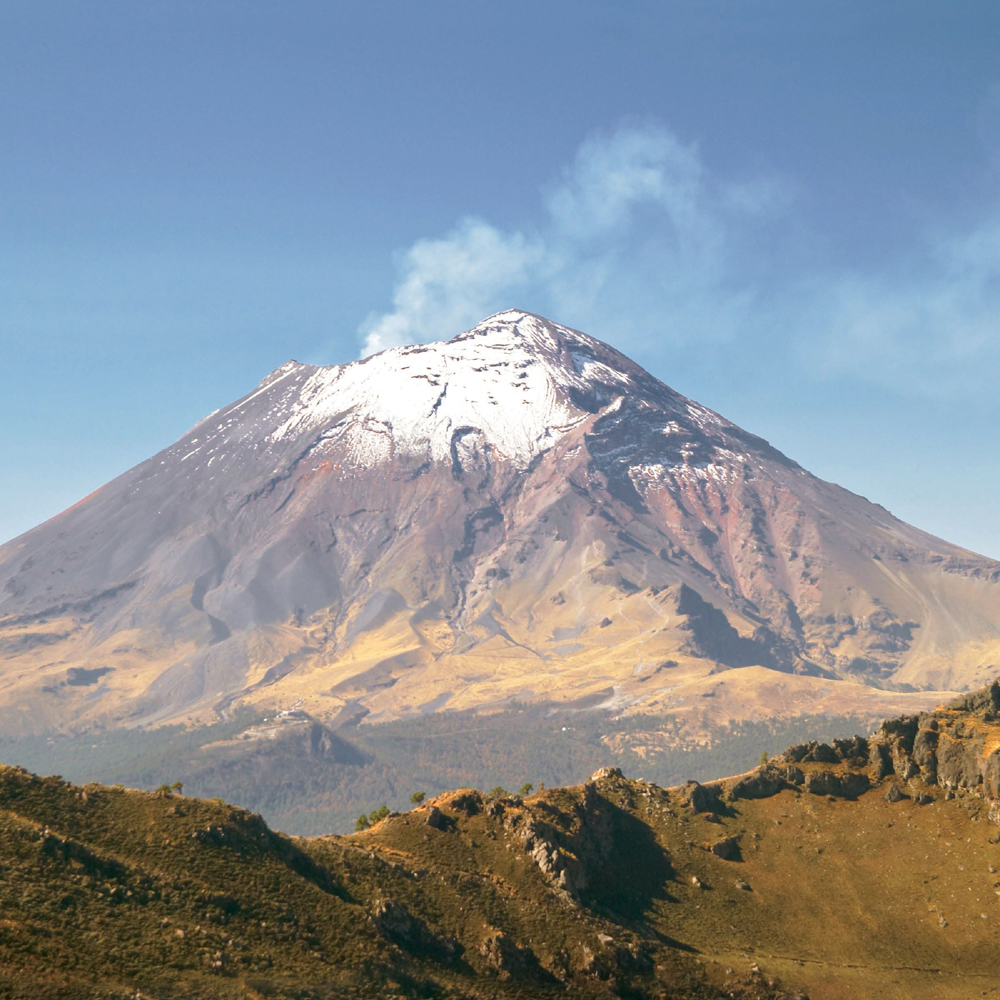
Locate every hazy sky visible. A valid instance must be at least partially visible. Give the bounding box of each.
[3,2,1000,556]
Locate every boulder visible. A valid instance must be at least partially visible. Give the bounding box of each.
[590,767,624,781]
[833,735,869,763]
[937,734,985,790]
[479,931,540,979]
[684,780,720,814]
[880,715,920,754]
[449,791,483,816]
[803,771,837,796]
[709,836,741,861]
[912,726,940,775]
[425,806,450,831]
[839,772,871,798]
[784,741,839,764]
[484,799,505,820]
[868,741,893,781]
[803,770,870,799]
[727,764,787,800]
[784,765,805,786]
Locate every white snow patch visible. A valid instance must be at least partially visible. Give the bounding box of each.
[267,311,628,468]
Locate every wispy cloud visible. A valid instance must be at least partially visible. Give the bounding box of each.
[359,220,544,357]
[359,124,785,358]
[359,122,1000,402]
[800,214,1000,396]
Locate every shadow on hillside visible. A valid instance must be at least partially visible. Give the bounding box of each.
[571,792,678,928]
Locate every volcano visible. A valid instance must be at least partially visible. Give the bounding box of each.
[2,310,999,739]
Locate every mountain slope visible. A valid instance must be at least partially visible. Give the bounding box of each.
[1,310,999,740]
[5,683,1000,998]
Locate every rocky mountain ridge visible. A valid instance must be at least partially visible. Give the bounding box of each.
[6,680,1000,998]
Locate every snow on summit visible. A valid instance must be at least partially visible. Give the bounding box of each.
[154,309,740,489]
[267,310,634,468]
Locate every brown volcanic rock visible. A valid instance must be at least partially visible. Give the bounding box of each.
[1,309,999,737]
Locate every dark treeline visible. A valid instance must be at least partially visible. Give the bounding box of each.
[0,705,875,836]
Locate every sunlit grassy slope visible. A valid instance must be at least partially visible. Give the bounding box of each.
[4,683,1000,998]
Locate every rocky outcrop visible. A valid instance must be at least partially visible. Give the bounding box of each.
[492,769,668,903]
[728,742,872,804]
[783,765,805,786]
[708,835,741,861]
[802,770,869,798]
[476,681,1000,834]
[448,790,484,817]
[478,930,544,980]
[499,777,615,896]
[425,806,451,831]
[781,737,869,766]
[947,680,1000,718]
[698,681,1000,818]
[492,797,576,893]
[682,779,724,813]
[884,783,908,803]
[851,680,1000,825]
[869,740,893,780]
[727,764,787,800]
[371,898,462,963]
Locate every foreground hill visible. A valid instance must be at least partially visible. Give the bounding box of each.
[4,683,1000,998]
[2,310,999,752]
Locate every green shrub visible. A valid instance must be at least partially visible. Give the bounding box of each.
[409,791,425,805]
[368,804,390,824]
[518,782,533,796]
[354,813,370,832]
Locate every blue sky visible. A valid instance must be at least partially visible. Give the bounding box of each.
[3,1,1000,556]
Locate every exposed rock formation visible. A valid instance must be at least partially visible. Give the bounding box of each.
[371,898,463,963]
[10,681,1000,998]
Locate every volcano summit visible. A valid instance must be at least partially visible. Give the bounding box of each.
[2,310,999,743]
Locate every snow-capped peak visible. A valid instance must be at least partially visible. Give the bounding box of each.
[451,310,626,372]
[265,310,634,468]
